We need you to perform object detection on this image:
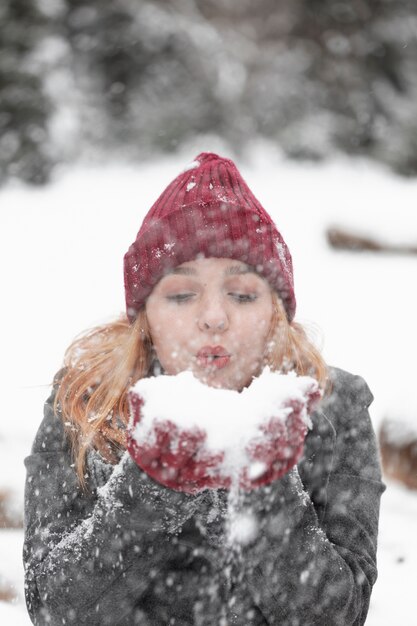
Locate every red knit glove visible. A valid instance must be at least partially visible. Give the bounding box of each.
[127,382,321,494]
[240,393,319,489]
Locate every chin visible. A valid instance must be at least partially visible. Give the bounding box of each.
[199,372,250,392]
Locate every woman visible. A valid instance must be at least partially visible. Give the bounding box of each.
[24,152,385,625]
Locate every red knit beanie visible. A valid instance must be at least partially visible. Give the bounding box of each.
[124,152,296,322]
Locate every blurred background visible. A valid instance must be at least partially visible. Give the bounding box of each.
[1,1,417,624]
[2,0,417,186]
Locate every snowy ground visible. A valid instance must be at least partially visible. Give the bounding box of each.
[1,143,417,624]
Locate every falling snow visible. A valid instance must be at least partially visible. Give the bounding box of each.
[1,147,417,624]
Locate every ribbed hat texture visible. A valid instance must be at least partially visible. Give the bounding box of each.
[124,152,295,322]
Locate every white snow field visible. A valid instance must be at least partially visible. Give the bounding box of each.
[1,143,416,624]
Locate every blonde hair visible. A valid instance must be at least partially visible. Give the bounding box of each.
[265,293,328,386]
[55,293,328,487]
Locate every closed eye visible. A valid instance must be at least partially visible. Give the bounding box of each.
[229,293,258,303]
[166,293,195,303]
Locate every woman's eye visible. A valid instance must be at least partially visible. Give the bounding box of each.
[229,293,258,303]
[166,293,194,303]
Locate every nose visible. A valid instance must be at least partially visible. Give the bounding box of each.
[197,296,229,333]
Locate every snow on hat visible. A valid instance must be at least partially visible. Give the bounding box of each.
[124,152,296,322]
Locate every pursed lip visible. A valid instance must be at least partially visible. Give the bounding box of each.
[196,345,230,359]
[195,345,231,370]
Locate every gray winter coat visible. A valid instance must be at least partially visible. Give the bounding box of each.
[23,367,385,626]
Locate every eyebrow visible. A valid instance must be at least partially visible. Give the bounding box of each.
[167,267,196,276]
[167,264,255,276]
[225,265,255,276]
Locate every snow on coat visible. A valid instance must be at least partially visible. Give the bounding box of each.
[23,367,385,626]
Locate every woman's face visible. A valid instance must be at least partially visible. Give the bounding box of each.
[145,257,274,390]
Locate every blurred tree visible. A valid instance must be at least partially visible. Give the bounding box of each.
[62,0,226,157]
[196,0,417,174]
[292,0,417,174]
[0,0,53,184]
[2,0,417,184]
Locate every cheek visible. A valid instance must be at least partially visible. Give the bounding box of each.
[147,301,191,339]
[148,316,194,368]
[152,329,186,356]
[151,335,188,375]
[234,307,272,343]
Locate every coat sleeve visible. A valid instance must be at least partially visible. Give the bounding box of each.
[238,371,385,626]
[23,386,204,626]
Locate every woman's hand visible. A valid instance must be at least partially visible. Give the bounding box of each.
[240,396,314,489]
[127,384,320,494]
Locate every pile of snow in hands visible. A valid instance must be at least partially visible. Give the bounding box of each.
[129,367,319,483]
